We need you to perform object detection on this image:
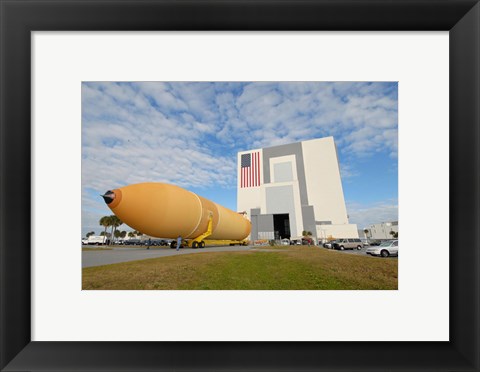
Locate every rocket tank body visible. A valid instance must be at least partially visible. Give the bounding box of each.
[102,183,251,240]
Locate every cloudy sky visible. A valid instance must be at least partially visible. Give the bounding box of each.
[82,82,398,237]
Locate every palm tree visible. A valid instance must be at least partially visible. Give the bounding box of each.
[128,232,135,238]
[109,215,123,245]
[389,230,396,238]
[99,216,111,244]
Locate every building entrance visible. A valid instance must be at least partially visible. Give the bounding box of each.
[273,213,290,239]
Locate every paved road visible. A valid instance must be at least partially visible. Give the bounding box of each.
[322,246,398,259]
[82,245,253,268]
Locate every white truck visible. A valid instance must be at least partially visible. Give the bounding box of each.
[82,235,108,245]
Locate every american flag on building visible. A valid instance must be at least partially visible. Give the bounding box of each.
[240,151,261,188]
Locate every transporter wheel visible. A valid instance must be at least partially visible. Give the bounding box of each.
[339,245,345,251]
[357,245,362,250]
[170,241,176,249]
[381,250,389,257]
[192,241,198,249]
[199,241,205,248]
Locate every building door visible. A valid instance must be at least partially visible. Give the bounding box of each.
[273,213,290,239]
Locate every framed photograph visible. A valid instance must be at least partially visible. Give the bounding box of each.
[1,0,479,371]
[81,80,400,291]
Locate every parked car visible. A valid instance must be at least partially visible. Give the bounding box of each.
[281,238,290,245]
[144,239,169,246]
[124,239,141,246]
[332,238,363,250]
[360,239,370,246]
[366,240,398,257]
[323,241,336,249]
[302,237,314,245]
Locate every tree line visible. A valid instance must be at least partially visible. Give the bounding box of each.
[84,215,144,245]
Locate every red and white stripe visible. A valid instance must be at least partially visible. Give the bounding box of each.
[240,151,261,188]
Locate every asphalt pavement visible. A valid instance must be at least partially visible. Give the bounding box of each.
[82,245,397,268]
[323,246,398,258]
[82,245,252,268]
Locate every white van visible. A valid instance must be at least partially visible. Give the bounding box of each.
[85,235,107,245]
[333,238,363,250]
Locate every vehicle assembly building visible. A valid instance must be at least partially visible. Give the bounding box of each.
[237,136,358,242]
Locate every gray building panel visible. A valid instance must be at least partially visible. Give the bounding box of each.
[273,161,293,182]
[250,208,260,240]
[257,214,274,232]
[301,205,317,239]
[250,208,275,240]
[265,185,295,214]
[262,142,309,206]
[265,185,297,237]
[250,215,258,241]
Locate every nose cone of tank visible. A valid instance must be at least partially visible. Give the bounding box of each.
[101,189,123,209]
[101,190,116,205]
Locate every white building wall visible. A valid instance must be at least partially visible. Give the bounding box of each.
[369,221,399,240]
[316,224,359,241]
[302,137,349,224]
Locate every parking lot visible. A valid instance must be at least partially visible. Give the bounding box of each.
[82,242,398,268]
[82,245,252,268]
[322,246,398,258]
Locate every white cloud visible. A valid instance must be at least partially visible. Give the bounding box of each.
[346,200,398,229]
[340,164,359,180]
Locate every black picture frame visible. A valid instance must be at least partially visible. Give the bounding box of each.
[1,1,479,371]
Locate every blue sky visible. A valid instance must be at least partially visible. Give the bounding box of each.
[82,82,398,237]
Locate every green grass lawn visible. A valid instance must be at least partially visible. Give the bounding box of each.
[82,246,398,290]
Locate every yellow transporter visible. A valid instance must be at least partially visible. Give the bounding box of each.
[102,182,251,248]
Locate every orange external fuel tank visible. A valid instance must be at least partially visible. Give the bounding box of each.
[101,182,251,241]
